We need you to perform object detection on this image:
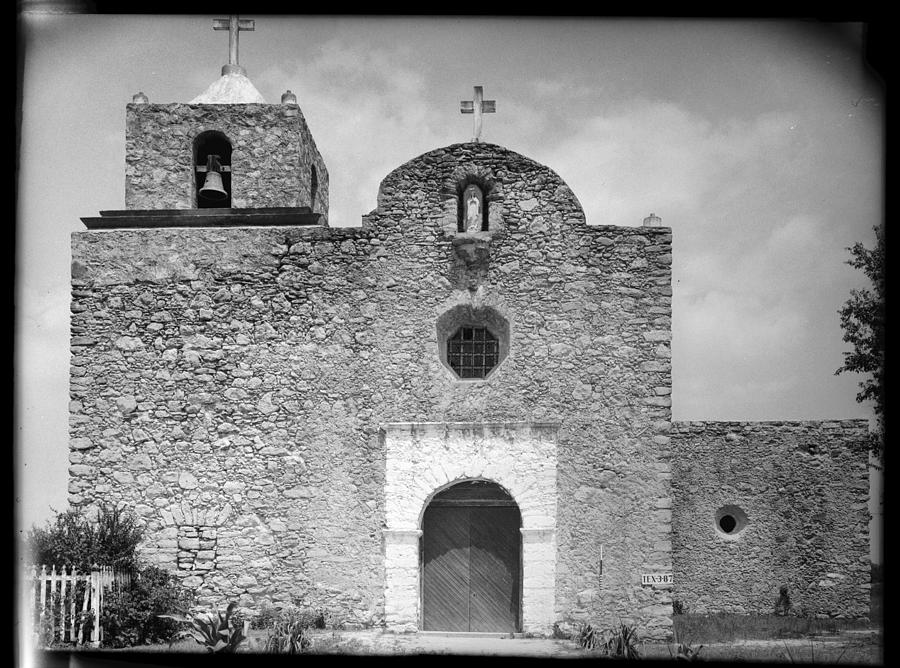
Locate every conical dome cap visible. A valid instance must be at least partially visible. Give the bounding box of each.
[190,70,265,104]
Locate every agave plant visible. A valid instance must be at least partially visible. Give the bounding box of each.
[576,623,602,649]
[159,602,246,653]
[600,622,641,659]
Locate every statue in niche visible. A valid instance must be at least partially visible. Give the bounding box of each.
[463,184,483,233]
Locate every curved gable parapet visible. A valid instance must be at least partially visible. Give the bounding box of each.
[370,142,585,237]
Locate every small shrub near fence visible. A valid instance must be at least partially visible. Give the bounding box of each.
[101,566,194,648]
[26,563,192,649]
[26,564,129,647]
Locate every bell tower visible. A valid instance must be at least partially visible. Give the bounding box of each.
[83,15,328,228]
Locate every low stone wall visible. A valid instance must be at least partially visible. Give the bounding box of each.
[670,420,870,618]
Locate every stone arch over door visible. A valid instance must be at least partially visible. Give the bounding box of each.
[421,479,523,632]
[381,422,558,634]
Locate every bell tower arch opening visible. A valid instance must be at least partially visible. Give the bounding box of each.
[193,130,233,208]
[421,479,522,633]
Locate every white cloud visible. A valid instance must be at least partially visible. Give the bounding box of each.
[256,40,445,226]
[15,284,71,529]
[534,99,872,422]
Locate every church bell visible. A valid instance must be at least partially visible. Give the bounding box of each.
[199,154,228,201]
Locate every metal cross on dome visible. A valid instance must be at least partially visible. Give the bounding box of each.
[460,86,496,142]
[213,15,255,71]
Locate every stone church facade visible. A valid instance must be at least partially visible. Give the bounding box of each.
[67,70,870,640]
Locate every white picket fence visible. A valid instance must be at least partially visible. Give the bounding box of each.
[26,565,132,647]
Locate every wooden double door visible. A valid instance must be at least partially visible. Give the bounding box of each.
[422,492,521,632]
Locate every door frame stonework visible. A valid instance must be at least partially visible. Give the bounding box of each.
[381,422,558,634]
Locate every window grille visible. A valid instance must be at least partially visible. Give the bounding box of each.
[447,327,499,378]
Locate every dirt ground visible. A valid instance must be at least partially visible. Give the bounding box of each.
[302,629,587,657]
[86,624,884,663]
[267,627,883,662]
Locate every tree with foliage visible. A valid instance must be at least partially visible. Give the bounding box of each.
[26,504,144,572]
[26,504,195,647]
[835,225,885,462]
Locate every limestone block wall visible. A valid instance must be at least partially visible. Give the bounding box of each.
[367,143,675,638]
[670,420,870,618]
[70,141,673,635]
[70,225,382,623]
[125,103,328,214]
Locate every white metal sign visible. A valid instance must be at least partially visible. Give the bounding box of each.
[641,573,673,586]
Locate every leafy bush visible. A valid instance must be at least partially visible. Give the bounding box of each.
[551,622,571,639]
[250,601,281,630]
[775,585,792,616]
[27,504,144,572]
[252,602,327,631]
[288,595,328,629]
[671,623,703,661]
[264,618,312,654]
[294,608,327,630]
[251,603,327,654]
[673,599,685,615]
[160,601,246,653]
[674,641,704,661]
[672,632,704,662]
[31,578,97,647]
[101,566,194,648]
[36,592,63,648]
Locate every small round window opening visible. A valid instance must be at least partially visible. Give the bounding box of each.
[715,504,748,538]
[447,327,499,379]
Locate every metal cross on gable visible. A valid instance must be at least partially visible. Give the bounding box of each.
[460,86,496,142]
[213,15,255,71]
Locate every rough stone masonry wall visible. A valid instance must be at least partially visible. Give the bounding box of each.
[69,225,384,624]
[70,141,673,635]
[125,103,328,215]
[670,420,870,618]
[364,142,675,638]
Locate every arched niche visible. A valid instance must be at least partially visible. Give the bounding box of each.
[455,175,493,233]
[193,130,233,208]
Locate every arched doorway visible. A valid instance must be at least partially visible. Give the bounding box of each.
[421,480,522,632]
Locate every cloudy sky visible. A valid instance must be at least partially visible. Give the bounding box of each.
[16,16,883,542]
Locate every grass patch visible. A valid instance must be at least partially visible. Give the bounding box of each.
[673,613,872,644]
[642,639,882,664]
